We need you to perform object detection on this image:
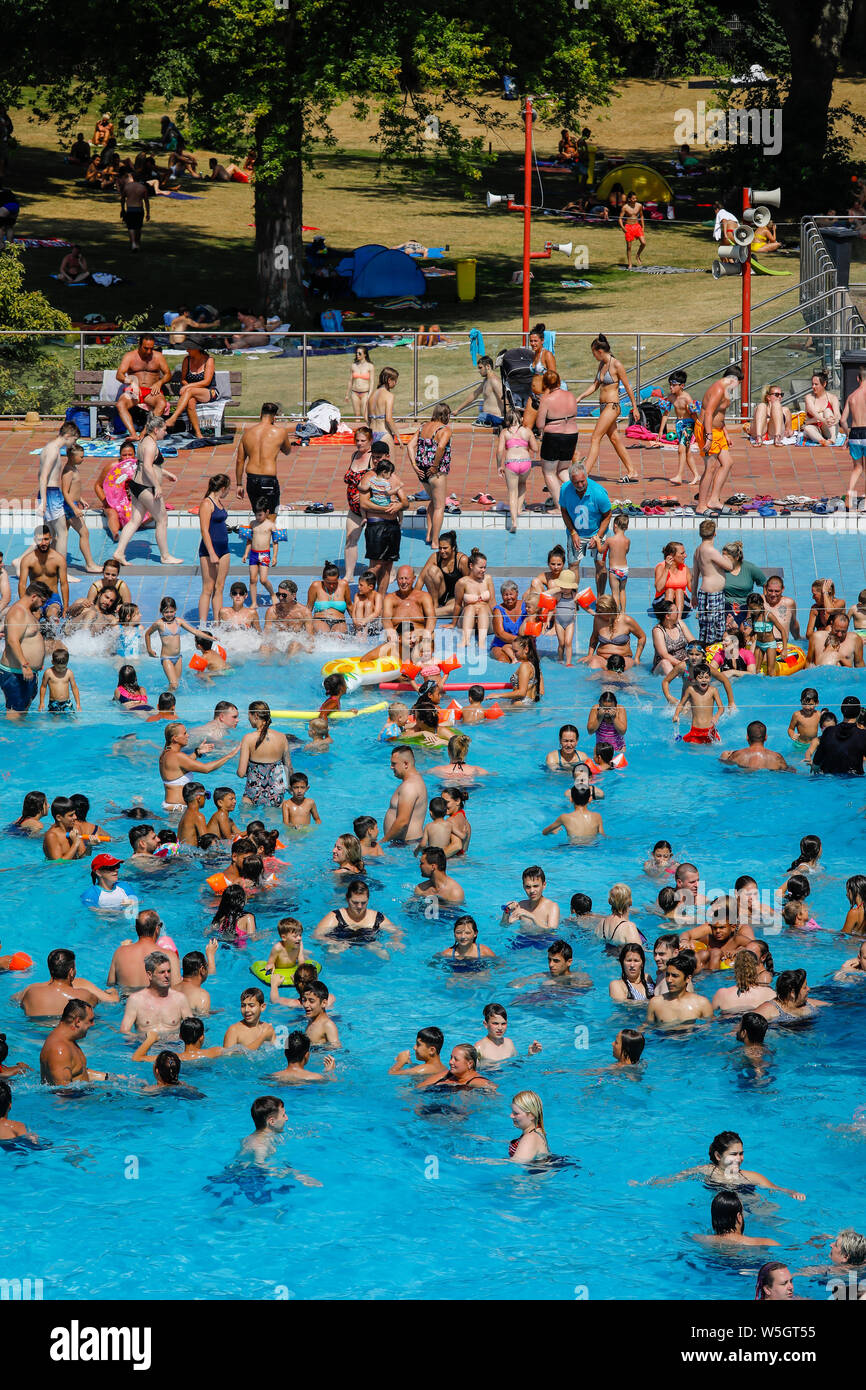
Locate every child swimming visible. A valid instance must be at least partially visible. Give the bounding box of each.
[38,645,81,714]
[145,596,212,690]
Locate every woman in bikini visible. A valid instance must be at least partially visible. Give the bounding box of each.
[367,367,400,446]
[509,1091,549,1162]
[343,426,373,586]
[113,415,183,566]
[574,334,640,481]
[306,561,352,635]
[609,943,655,1001]
[756,968,830,1024]
[653,540,692,619]
[158,720,238,814]
[651,599,694,677]
[417,1043,497,1090]
[441,786,471,854]
[597,884,643,946]
[500,635,543,704]
[586,594,645,670]
[236,700,293,807]
[534,371,580,505]
[163,342,218,439]
[528,323,556,400]
[345,346,374,421]
[496,407,539,532]
[407,403,452,549]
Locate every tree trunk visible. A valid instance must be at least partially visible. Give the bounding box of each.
[254,106,307,325]
[769,1,856,171]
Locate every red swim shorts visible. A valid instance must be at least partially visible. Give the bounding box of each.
[682,726,720,745]
[624,223,644,243]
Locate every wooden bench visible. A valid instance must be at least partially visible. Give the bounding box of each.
[73,368,242,437]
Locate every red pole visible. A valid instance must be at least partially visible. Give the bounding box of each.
[522,97,533,340]
[741,185,751,421]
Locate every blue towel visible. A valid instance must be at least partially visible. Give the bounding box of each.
[469,327,486,365]
[543,329,556,353]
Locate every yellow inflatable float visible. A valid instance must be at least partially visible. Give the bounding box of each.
[707,642,806,677]
[320,656,402,693]
[272,701,388,720]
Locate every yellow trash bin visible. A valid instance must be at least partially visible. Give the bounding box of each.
[456,258,477,301]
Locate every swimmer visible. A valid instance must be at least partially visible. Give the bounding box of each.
[511,939,592,991]
[267,1030,336,1084]
[736,1010,770,1062]
[429,733,488,781]
[353,815,383,859]
[120,952,191,1035]
[646,952,713,1023]
[502,865,561,932]
[332,833,365,876]
[38,646,80,714]
[787,687,822,748]
[269,963,335,1014]
[571,761,604,802]
[785,833,822,876]
[755,968,831,1023]
[18,947,118,1017]
[314,878,401,957]
[222,987,276,1051]
[711,951,776,1013]
[644,839,675,876]
[609,944,654,1001]
[691,1191,780,1248]
[178,944,218,1014]
[262,917,306,980]
[219,581,262,632]
[416,1043,498,1092]
[240,1096,287,1164]
[205,786,241,840]
[415,797,455,856]
[40,999,107,1085]
[460,685,487,727]
[282,772,320,828]
[835,939,866,980]
[545,723,587,772]
[439,915,495,962]
[300,980,341,1049]
[596,884,642,945]
[509,1091,549,1162]
[42,796,87,862]
[475,1003,541,1061]
[9,790,48,835]
[672,662,723,744]
[379,701,412,742]
[0,1079,36,1141]
[178,782,209,845]
[0,1033,28,1078]
[652,933,682,979]
[383,746,427,844]
[191,632,229,676]
[720,720,792,771]
[389,1026,445,1076]
[634,1128,805,1199]
[442,786,472,855]
[656,888,680,921]
[542,784,604,841]
[612,1029,645,1065]
[414,847,465,905]
[145,597,211,691]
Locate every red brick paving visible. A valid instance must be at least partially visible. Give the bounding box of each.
[0,422,853,513]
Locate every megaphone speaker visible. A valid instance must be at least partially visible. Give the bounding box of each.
[554,242,573,256]
[486,192,503,208]
[712,259,742,279]
[743,206,772,228]
[718,243,747,261]
[747,186,781,209]
[732,223,755,247]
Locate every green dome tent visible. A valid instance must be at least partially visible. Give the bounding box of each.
[595,164,674,204]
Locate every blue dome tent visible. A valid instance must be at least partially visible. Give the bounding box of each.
[335,243,426,299]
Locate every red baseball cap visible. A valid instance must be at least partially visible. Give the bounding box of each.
[91,853,123,870]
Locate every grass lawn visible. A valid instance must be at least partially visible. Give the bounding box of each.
[5,78,865,415]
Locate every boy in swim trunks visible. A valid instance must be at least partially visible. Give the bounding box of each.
[694,366,743,513]
[657,370,699,486]
[602,513,630,613]
[38,422,80,546]
[239,505,287,609]
[223,987,276,1051]
[787,688,822,750]
[263,917,307,979]
[848,589,866,638]
[282,771,321,828]
[37,644,80,713]
[673,661,723,743]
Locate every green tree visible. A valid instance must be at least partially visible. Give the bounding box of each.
[0,246,72,413]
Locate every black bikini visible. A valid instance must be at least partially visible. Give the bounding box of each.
[129,447,164,501]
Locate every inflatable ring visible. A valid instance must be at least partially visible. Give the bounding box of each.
[321,657,401,694]
[272,701,388,720]
[706,642,806,677]
[250,959,320,986]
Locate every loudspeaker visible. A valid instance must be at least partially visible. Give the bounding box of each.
[743,206,772,228]
[712,259,742,279]
[546,241,573,256]
[746,186,781,208]
[732,223,755,247]
[486,191,513,208]
[719,243,748,262]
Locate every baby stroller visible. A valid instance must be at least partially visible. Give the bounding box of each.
[497,346,536,413]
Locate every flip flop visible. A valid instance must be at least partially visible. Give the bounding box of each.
[444,504,462,515]
[472,493,496,505]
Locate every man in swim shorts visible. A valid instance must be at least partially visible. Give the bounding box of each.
[454,356,504,427]
[185,700,240,755]
[558,463,612,596]
[383,747,427,843]
[646,952,713,1023]
[118,172,150,253]
[38,422,80,540]
[382,565,435,659]
[17,525,69,628]
[0,582,50,718]
[694,365,743,513]
[114,332,170,438]
[692,518,732,648]
[720,720,791,771]
[107,909,182,989]
[19,948,118,1017]
[40,999,107,1085]
[234,402,292,519]
[842,366,866,510]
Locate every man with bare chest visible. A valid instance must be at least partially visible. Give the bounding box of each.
[115,333,170,439]
[235,402,293,519]
[119,172,151,253]
[120,952,191,1035]
[0,582,49,716]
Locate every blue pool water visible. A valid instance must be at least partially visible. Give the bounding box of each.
[1,523,865,1301]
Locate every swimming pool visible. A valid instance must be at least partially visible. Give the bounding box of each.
[1,524,865,1301]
